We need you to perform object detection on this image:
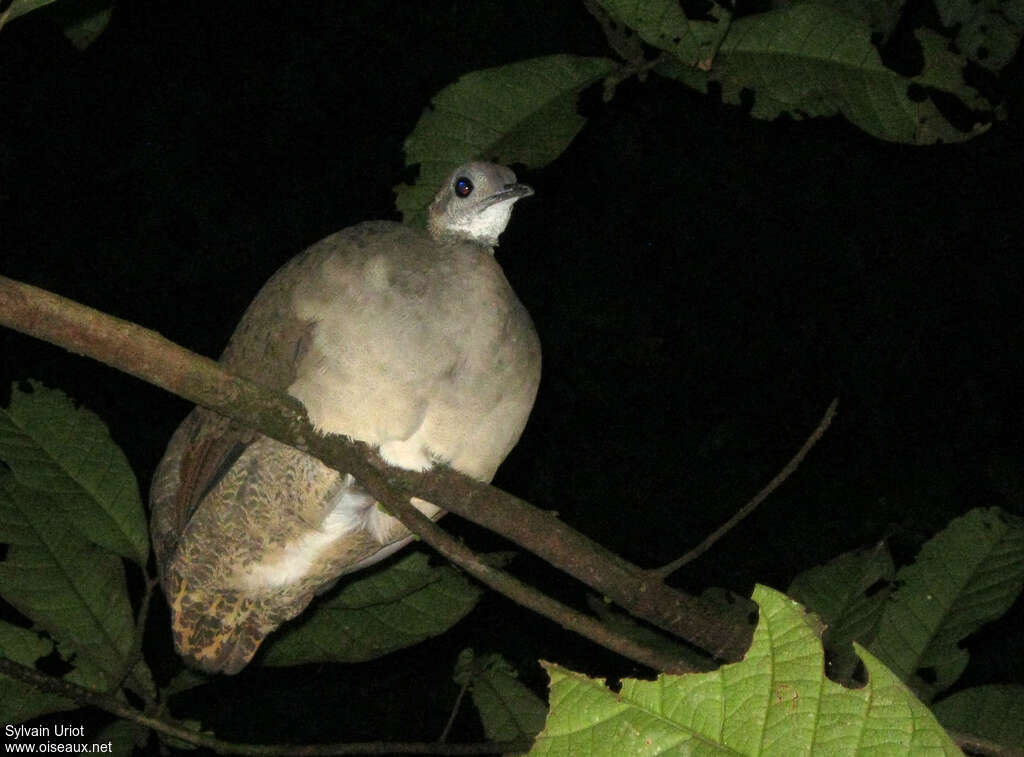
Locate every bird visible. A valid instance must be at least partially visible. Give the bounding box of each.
[149,162,540,674]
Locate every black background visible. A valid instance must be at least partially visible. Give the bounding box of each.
[2,0,1023,751]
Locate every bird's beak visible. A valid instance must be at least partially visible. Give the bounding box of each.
[481,182,534,209]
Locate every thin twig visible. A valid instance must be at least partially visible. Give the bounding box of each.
[438,678,471,743]
[653,398,839,579]
[116,572,160,702]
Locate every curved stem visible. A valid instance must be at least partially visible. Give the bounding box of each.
[653,398,839,579]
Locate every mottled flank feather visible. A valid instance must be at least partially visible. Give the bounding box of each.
[167,576,286,674]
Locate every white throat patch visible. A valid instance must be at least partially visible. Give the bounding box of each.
[448,200,515,246]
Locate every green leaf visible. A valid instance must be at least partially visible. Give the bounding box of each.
[0,0,59,24]
[0,621,124,725]
[398,55,618,227]
[454,650,546,748]
[259,552,482,666]
[868,507,1024,702]
[0,621,78,723]
[786,0,907,40]
[0,0,113,49]
[934,0,1024,71]
[0,474,137,683]
[532,585,961,756]
[656,3,993,144]
[57,639,116,692]
[790,509,1024,701]
[0,381,148,565]
[597,0,732,66]
[60,4,112,50]
[163,668,209,698]
[932,685,1024,748]
[789,542,894,681]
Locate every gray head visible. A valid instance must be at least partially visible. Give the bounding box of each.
[427,162,533,247]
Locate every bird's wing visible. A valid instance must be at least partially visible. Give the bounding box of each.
[149,246,377,673]
[150,246,323,567]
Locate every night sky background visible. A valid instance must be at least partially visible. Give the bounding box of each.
[2,0,1023,752]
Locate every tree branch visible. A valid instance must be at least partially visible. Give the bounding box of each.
[0,274,754,662]
[653,398,839,578]
[0,657,532,755]
[379,493,706,673]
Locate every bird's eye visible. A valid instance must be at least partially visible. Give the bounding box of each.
[454,177,474,198]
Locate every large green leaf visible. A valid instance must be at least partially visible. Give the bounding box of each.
[790,508,1024,701]
[868,507,1024,702]
[0,381,148,565]
[397,55,617,227]
[0,474,137,683]
[788,542,895,682]
[657,3,993,144]
[532,585,961,755]
[259,552,482,666]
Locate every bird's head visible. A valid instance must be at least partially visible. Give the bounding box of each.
[427,162,533,247]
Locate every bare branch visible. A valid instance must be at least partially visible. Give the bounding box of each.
[380,495,705,674]
[115,572,161,702]
[438,676,471,744]
[653,398,839,579]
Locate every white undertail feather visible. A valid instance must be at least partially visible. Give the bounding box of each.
[237,481,368,591]
[236,473,440,590]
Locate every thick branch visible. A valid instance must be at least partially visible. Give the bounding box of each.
[0,274,753,661]
[0,275,311,449]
